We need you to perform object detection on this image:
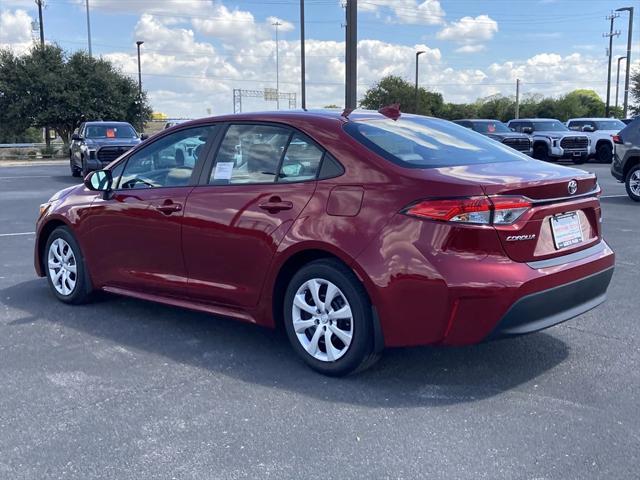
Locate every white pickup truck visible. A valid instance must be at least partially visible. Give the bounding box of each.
[566,118,626,163]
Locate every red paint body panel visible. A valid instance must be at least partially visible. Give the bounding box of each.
[35,111,615,349]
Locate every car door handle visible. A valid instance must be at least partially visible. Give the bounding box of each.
[258,198,293,213]
[155,202,182,214]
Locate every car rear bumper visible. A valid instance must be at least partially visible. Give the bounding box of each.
[486,266,613,339]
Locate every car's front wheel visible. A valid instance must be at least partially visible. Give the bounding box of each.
[45,227,92,304]
[283,259,379,376]
[625,164,640,202]
[533,144,550,162]
[70,153,81,177]
[596,143,613,163]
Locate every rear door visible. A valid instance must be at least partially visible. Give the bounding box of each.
[182,123,323,308]
[83,125,218,295]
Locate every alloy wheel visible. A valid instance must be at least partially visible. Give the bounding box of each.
[629,170,640,197]
[291,278,353,362]
[47,238,77,296]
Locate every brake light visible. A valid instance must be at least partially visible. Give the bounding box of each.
[612,134,622,144]
[404,196,531,225]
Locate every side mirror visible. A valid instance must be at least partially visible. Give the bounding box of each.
[510,127,516,132]
[582,125,595,132]
[140,133,149,140]
[522,127,533,134]
[71,133,83,141]
[84,169,112,192]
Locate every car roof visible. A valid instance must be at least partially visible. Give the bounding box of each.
[455,119,506,122]
[566,118,621,122]
[84,121,134,126]
[509,118,561,122]
[178,109,433,127]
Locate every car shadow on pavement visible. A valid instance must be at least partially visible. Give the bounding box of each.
[2,279,569,408]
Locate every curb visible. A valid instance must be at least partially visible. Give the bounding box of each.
[0,159,67,167]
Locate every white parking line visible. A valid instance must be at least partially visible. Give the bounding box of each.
[601,194,629,198]
[0,232,35,237]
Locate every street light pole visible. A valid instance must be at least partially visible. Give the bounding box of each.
[300,0,306,110]
[273,21,282,110]
[615,56,626,113]
[414,51,425,114]
[616,7,634,118]
[603,13,620,117]
[136,41,144,133]
[85,0,92,56]
[35,0,51,147]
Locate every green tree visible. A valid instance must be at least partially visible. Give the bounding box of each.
[360,75,444,116]
[474,94,515,122]
[0,44,152,145]
[630,68,640,116]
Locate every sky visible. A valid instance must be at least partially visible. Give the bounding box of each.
[0,0,638,118]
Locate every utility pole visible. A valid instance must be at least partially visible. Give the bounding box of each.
[85,0,92,56]
[300,0,306,110]
[344,0,357,110]
[603,12,620,117]
[35,0,51,147]
[136,41,144,133]
[273,21,282,110]
[615,56,626,113]
[616,7,634,118]
[414,51,425,114]
[515,78,520,119]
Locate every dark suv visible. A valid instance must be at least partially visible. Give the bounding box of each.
[611,118,640,201]
[69,121,143,177]
[454,119,532,155]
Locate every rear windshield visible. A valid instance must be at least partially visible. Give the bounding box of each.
[344,117,525,168]
[85,124,137,139]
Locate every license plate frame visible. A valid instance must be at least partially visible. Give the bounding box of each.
[550,212,583,250]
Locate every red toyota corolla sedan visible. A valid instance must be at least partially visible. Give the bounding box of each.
[35,110,615,375]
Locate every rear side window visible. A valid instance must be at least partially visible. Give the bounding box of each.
[279,133,323,183]
[210,124,290,184]
[345,117,525,168]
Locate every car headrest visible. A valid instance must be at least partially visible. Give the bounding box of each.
[244,143,278,174]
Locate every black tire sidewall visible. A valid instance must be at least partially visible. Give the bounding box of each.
[596,144,612,163]
[625,165,640,202]
[44,227,90,304]
[533,145,549,161]
[283,260,373,376]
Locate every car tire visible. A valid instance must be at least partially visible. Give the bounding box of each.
[44,226,93,304]
[533,145,550,162]
[283,259,379,376]
[625,164,640,202]
[596,143,613,163]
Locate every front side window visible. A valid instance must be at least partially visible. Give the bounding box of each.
[210,124,290,184]
[594,120,625,130]
[345,117,526,168]
[85,123,138,139]
[118,125,215,189]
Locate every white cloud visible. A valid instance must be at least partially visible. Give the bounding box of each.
[362,0,445,25]
[0,8,34,54]
[437,14,498,44]
[455,45,485,54]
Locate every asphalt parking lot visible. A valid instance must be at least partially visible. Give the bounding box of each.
[0,161,638,479]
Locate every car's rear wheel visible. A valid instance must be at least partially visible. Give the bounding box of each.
[596,143,613,163]
[283,259,379,376]
[45,227,92,304]
[625,165,640,202]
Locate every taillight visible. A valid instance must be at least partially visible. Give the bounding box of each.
[612,134,622,144]
[404,196,531,225]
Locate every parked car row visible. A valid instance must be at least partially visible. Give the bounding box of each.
[454,117,628,165]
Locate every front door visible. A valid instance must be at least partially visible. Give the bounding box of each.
[81,125,218,296]
[182,124,324,308]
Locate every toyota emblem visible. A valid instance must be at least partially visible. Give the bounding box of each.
[568,180,578,195]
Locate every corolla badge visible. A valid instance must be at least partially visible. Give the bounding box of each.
[506,234,537,241]
[568,180,578,195]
